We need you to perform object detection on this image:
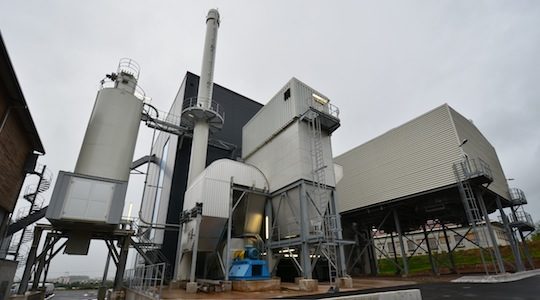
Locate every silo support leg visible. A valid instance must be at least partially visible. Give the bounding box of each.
[113,236,130,290]
[18,226,43,295]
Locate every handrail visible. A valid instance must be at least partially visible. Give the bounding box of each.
[182,96,225,121]
[117,58,141,79]
[304,96,340,119]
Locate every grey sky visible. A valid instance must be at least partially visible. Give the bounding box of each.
[1,1,539,278]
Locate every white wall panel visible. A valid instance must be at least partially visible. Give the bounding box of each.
[335,105,461,212]
[450,107,510,200]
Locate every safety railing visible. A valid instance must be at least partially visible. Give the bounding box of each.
[509,188,527,205]
[455,157,493,182]
[117,58,141,79]
[509,211,535,227]
[304,96,340,119]
[182,97,225,121]
[125,263,166,300]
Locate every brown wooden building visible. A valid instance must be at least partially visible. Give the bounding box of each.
[0,33,44,241]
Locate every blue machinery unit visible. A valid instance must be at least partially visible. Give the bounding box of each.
[228,246,270,280]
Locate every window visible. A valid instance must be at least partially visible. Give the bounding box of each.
[283,88,291,101]
[150,139,169,239]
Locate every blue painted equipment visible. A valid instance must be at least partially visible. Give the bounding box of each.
[229,246,270,280]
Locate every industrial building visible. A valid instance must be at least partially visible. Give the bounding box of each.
[0,33,46,299]
[138,71,263,268]
[336,104,535,276]
[5,7,536,300]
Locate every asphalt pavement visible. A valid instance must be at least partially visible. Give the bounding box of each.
[288,275,540,300]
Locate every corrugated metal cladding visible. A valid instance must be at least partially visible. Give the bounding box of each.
[242,77,332,158]
[335,104,512,213]
[182,159,268,219]
[335,104,463,212]
[449,107,510,200]
[246,121,336,192]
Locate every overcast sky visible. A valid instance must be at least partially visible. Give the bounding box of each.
[1,1,539,279]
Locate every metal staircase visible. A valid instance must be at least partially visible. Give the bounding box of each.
[306,110,339,291]
[453,162,497,274]
[9,164,52,262]
[129,220,171,277]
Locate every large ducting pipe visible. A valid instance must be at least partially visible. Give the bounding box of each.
[186,9,221,187]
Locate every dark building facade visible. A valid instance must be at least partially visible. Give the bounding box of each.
[0,33,45,298]
[140,72,262,274]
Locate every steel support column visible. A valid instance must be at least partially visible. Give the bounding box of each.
[392,210,408,276]
[330,190,348,277]
[422,224,438,275]
[32,234,53,290]
[189,214,202,283]
[113,236,130,290]
[298,182,312,278]
[265,198,273,275]
[476,190,505,273]
[495,197,524,272]
[441,223,457,273]
[299,182,312,279]
[18,226,43,294]
[389,232,400,274]
[511,207,535,269]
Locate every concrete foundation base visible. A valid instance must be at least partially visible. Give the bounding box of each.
[299,279,318,292]
[232,278,281,292]
[338,276,353,289]
[186,282,198,294]
[109,290,125,300]
[222,281,232,291]
[323,289,421,300]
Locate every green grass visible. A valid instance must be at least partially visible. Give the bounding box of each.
[377,240,540,275]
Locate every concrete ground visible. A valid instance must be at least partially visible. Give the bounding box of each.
[161,278,417,299]
[161,274,540,299]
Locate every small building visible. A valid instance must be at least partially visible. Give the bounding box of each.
[0,33,45,298]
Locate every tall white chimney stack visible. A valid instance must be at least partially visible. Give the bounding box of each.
[184,9,223,187]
